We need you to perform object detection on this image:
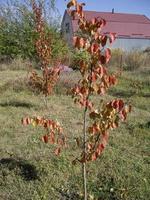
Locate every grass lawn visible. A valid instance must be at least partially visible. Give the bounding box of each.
[0,67,150,200]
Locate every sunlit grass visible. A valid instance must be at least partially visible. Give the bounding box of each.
[0,67,149,200]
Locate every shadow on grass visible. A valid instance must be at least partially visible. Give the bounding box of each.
[56,187,81,200]
[0,158,39,181]
[138,121,150,129]
[142,93,150,98]
[109,90,134,98]
[0,100,34,108]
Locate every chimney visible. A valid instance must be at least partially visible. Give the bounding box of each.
[112,8,114,14]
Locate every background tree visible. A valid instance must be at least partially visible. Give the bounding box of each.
[67,1,131,199]
[0,0,69,62]
[22,0,66,155]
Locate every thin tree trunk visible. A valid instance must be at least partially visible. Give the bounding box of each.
[83,107,87,200]
[43,96,48,108]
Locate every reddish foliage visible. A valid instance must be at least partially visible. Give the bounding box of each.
[22,116,66,155]
[29,1,61,96]
[67,0,131,162]
[22,1,65,156]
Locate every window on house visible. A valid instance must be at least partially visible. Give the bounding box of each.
[65,23,70,33]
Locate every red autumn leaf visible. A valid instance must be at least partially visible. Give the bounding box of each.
[109,75,117,85]
[79,38,85,48]
[73,36,78,47]
[118,99,124,111]
[101,19,106,27]
[22,117,31,125]
[125,105,132,113]
[101,35,107,47]
[111,122,118,129]
[79,22,86,30]
[50,131,55,144]
[76,4,83,16]
[128,105,132,112]
[43,122,48,128]
[99,55,106,64]
[72,85,80,95]
[109,32,116,44]
[54,147,61,156]
[101,132,109,146]
[87,143,92,150]
[120,109,127,121]
[89,111,99,119]
[73,37,85,49]
[88,123,100,134]
[79,153,86,163]
[96,66,106,78]
[111,100,118,109]
[96,143,105,155]
[67,0,76,8]
[80,86,89,96]
[42,135,49,143]
[91,18,96,25]
[86,100,93,110]
[105,48,111,63]
[70,10,76,20]
[89,43,99,54]
[94,32,99,40]
[91,152,98,161]
[98,86,106,95]
[111,99,124,111]
[91,72,98,82]
[47,119,53,128]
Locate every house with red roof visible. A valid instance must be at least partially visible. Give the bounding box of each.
[61,10,150,51]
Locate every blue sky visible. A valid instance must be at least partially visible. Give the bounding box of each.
[0,0,150,19]
[56,0,150,18]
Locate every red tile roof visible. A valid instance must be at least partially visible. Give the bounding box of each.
[70,10,150,39]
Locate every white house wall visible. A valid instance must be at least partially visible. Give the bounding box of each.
[61,12,73,46]
[61,12,150,51]
[111,38,150,51]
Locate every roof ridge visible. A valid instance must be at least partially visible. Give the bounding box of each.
[83,10,148,17]
[103,20,150,24]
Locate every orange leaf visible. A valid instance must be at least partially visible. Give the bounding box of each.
[89,111,99,119]
[88,43,98,54]
[70,10,76,20]
[120,109,127,121]
[42,135,49,143]
[67,0,76,8]
[109,32,116,44]
[54,147,61,156]
[105,48,111,63]
[118,99,124,111]
[50,131,55,144]
[86,100,93,110]
[99,55,106,64]
[101,35,107,47]
[91,152,98,161]
[76,4,83,17]
[22,117,31,125]
[101,19,106,27]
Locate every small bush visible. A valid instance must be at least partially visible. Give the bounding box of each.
[69,49,91,70]
[109,48,124,67]
[124,50,146,71]
[0,57,30,71]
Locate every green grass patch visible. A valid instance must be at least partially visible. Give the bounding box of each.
[0,68,149,200]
